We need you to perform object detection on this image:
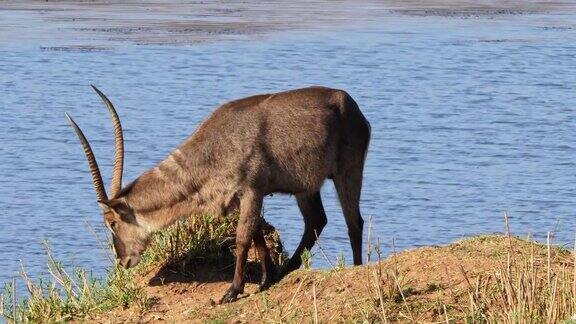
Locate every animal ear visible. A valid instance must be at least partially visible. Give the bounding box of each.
[106,199,135,223]
[98,200,112,211]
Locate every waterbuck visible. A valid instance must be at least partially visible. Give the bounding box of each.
[66,85,370,303]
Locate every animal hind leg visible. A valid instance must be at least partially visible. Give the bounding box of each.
[252,222,276,290]
[334,152,366,266]
[281,191,327,275]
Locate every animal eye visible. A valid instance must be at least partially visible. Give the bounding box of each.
[109,221,117,230]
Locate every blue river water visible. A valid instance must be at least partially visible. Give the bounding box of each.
[0,13,575,294]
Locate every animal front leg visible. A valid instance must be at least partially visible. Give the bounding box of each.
[220,191,263,304]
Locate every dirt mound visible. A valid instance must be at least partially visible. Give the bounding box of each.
[84,234,575,322]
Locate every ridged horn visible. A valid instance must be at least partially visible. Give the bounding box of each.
[91,85,124,198]
[65,112,108,203]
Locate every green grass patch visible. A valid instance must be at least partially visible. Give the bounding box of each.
[136,214,239,274]
[1,243,149,323]
[0,214,243,323]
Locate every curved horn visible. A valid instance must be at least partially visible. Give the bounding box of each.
[65,113,108,203]
[91,85,124,198]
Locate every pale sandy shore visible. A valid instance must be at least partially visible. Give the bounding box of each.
[0,0,575,47]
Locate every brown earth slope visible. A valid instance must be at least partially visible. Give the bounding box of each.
[87,235,576,323]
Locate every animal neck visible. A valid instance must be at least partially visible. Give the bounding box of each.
[118,147,208,232]
[135,197,206,233]
[116,144,238,233]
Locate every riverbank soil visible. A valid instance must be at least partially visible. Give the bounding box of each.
[86,235,574,322]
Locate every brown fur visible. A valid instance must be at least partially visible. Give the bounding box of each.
[95,86,370,303]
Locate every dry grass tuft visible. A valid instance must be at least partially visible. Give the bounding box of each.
[0,214,285,323]
[3,215,576,323]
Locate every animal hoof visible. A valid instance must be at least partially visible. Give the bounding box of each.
[277,266,296,281]
[219,287,239,304]
[259,265,278,291]
[258,279,272,292]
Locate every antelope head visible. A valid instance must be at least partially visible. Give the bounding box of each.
[66,86,149,269]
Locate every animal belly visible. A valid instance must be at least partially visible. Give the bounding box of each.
[269,150,336,194]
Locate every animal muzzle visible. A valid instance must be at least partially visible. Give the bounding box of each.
[117,255,142,269]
